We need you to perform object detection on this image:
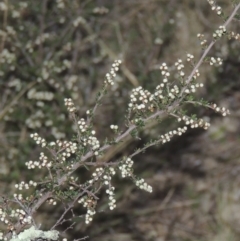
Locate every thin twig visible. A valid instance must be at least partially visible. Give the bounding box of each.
[51,191,84,230]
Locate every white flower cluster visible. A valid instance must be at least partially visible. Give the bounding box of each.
[47,198,57,206]
[129,86,151,110]
[207,0,222,15]
[8,78,22,91]
[73,17,86,27]
[103,167,116,185]
[168,85,180,99]
[160,126,188,143]
[10,209,31,225]
[56,0,65,9]
[106,186,116,210]
[104,60,122,85]
[86,167,104,185]
[212,103,230,116]
[79,172,108,223]
[26,152,51,169]
[197,33,207,46]
[13,193,23,200]
[178,116,210,130]
[193,69,200,79]
[213,25,226,38]
[0,49,16,64]
[63,59,71,69]
[92,6,109,15]
[19,2,28,9]
[89,167,117,212]
[103,168,116,210]
[35,33,50,45]
[184,82,203,94]
[38,59,69,80]
[64,98,76,113]
[15,180,37,190]
[119,158,134,178]
[229,31,240,41]
[210,57,223,66]
[56,140,77,159]
[160,63,170,82]
[49,140,77,162]
[66,75,78,91]
[12,10,20,18]
[128,60,203,115]
[83,134,100,156]
[0,208,9,224]
[27,88,54,101]
[85,208,96,224]
[25,110,44,129]
[186,53,194,62]
[135,178,152,193]
[30,133,47,147]
[25,41,33,53]
[150,83,164,101]
[175,59,185,77]
[0,2,7,11]
[102,172,112,186]
[78,118,88,133]
[91,167,104,182]
[78,197,96,224]
[110,124,118,130]
[6,26,16,36]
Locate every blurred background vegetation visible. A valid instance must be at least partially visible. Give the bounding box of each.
[0,0,240,240]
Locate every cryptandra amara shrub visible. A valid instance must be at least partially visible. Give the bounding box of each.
[0,1,240,241]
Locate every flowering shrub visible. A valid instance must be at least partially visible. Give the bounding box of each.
[0,1,240,240]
